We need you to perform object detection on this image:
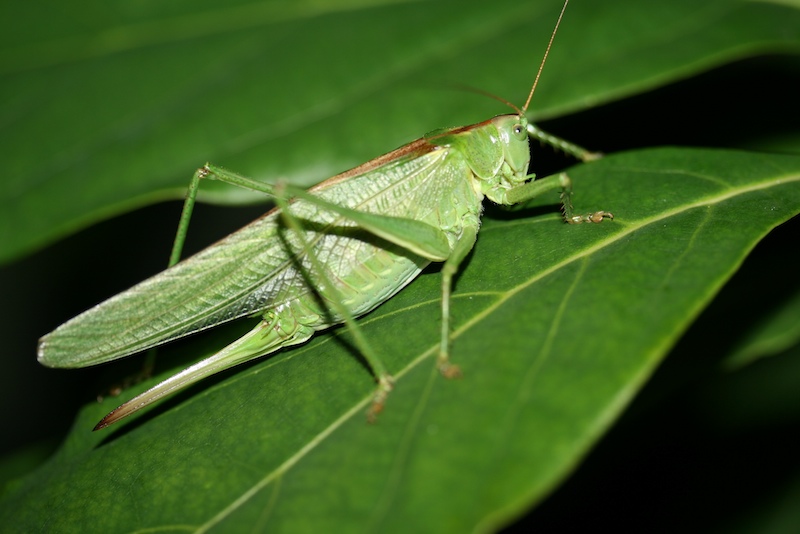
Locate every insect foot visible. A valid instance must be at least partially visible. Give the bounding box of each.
[437,361,462,379]
[582,151,604,162]
[366,375,395,423]
[566,211,614,224]
[557,173,614,225]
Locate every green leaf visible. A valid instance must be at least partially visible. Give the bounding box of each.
[4,0,800,531]
[2,0,800,263]
[2,147,798,532]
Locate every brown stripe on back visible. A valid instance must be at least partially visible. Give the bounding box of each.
[309,115,506,193]
[311,137,438,192]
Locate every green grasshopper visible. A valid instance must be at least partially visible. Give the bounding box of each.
[38,0,612,430]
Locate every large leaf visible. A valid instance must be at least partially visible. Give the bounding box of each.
[3,0,800,531]
[2,0,800,263]
[1,148,798,532]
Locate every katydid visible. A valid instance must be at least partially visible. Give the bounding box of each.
[38,0,612,430]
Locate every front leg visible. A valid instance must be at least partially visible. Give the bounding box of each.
[505,173,613,224]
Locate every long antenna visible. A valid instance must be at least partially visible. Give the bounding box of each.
[521,0,569,114]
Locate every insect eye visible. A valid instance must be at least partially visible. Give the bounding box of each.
[513,124,525,137]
